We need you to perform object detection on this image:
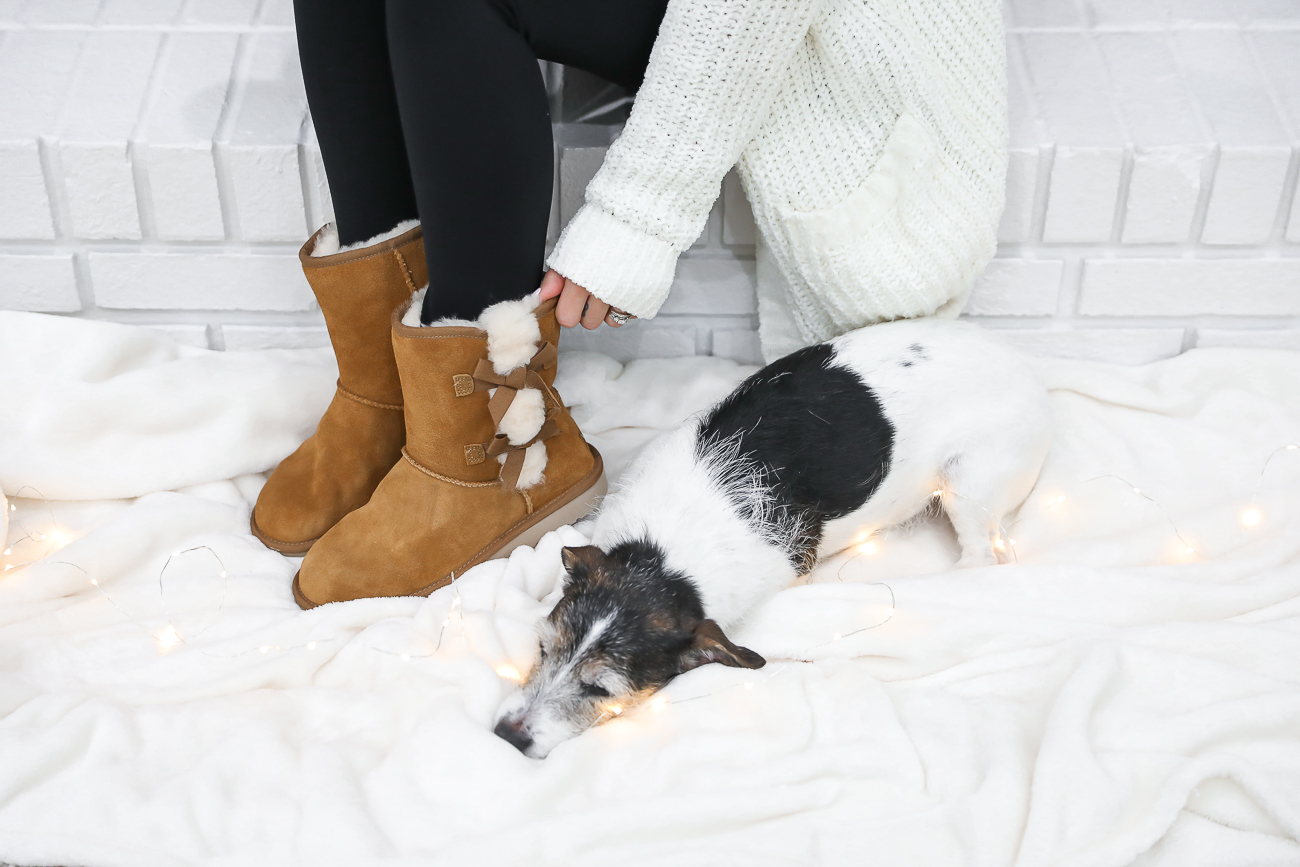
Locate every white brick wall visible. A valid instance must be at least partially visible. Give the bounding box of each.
[0,31,82,241]
[143,32,241,241]
[0,0,1297,365]
[90,250,312,310]
[221,31,310,243]
[1080,260,1300,316]
[0,254,80,312]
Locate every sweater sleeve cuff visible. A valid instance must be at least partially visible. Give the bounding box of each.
[546,205,679,320]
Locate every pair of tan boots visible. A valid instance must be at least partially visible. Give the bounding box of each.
[251,224,607,609]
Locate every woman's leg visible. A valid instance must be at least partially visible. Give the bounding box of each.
[509,0,670,91]
[294,0,420,246]
[385,0,670,323]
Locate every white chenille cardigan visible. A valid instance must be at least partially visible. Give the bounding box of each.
[546,0,1007,361]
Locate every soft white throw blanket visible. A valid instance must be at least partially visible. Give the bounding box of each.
[1,312,1298,867]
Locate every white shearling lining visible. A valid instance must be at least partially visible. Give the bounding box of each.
[403,287,551,489]
[498,387,546,446]
[401,287,428,327]
[406,286,536,330]
[480,292,542,375]
[397,291,480,332]
[499,442,547,490]
[311,219,421,257]
[403,286,478,328]
[312,223,341,257]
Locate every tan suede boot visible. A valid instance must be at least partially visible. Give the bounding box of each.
[292,294,606,608]
[250,223,428,554]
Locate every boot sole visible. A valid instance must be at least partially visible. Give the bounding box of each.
[250,507,320,556]
[292,444,608,610]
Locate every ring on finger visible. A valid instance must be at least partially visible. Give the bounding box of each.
[607,309,631,326]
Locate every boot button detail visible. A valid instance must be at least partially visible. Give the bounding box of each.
[452,374,475,397]
[464,443,486,465]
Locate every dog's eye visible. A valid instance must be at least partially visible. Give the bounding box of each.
[580,682,611,698]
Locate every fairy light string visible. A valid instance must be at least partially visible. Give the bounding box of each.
[1246,443,1299,526]
[2,486,61,568]
[2,442,1296,720]
[1077,474,1198,554]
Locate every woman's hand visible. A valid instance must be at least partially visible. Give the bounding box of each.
[539,270,633,330]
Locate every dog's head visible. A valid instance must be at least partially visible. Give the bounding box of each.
[493,542,765,758]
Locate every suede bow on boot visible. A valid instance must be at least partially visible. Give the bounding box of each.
[251,223,426,554]
[293,293,606,608]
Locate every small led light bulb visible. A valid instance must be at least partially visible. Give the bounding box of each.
[157,625,180,651]
[858,541,878,556]
[1241,508,1262,527]
[307,641,317,650]
[3,547,10,556]
[90,578,98,586]
[1132,487,1142,495]
[259,646,269,654]
[744,682,753,690]
[399,653,410,662]
[496,664,521,682]
[651,697,667,712]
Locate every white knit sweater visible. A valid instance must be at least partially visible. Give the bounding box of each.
[546,0,1007,355]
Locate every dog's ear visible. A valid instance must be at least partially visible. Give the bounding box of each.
[678,619,766,673]
[560,545,604,581]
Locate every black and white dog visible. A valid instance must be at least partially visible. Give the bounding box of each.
[495,319,1052,758]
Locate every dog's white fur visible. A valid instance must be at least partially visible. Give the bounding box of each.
[592,425,795,629]
[402,287,550,490]
[506,614,625,753]
[310,219,421,257]
[591,318,1052,631]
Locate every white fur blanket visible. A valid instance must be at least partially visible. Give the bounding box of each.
[1,312,1298,867]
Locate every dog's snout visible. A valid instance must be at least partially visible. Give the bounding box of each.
[494,717,533,754]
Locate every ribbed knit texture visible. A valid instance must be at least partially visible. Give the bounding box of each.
[547,0,1007,347]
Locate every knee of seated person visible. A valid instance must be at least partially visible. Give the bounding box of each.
[385,0,517,39]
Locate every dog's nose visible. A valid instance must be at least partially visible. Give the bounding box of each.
[494,717,533,754]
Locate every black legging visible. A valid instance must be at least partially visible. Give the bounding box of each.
[295,0,670,323]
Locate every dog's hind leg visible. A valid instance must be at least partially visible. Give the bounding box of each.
[937,453,1018,568]
[942,493,1001,567]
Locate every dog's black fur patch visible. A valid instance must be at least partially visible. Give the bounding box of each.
[696,342,895,568]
